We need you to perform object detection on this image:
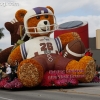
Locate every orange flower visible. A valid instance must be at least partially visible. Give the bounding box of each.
[17,58,43,87]
[66,56,96,83]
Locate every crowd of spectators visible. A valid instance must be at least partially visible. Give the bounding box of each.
[0,60,18,82]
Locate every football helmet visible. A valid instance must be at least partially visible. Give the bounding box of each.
[24,7,58,37]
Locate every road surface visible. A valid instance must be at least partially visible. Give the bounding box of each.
[0,83,100,100]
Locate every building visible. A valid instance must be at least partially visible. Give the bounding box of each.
[89,37,100,65]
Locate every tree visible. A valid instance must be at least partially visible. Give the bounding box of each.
[0,49,2,52]
[0,28,4,39]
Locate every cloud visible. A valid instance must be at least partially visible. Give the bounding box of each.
[1,15,100,50]
[0,0,100,50]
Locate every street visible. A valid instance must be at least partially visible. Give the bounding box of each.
[0,83,100,100]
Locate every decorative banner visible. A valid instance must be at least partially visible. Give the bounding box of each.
[40,70,85,87]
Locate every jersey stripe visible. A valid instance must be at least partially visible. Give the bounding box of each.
[20,43,27,59]
[54,37,62,52]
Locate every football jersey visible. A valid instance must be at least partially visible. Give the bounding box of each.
[20,36,62,59]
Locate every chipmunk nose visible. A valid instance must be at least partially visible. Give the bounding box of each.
[44,21,47,25]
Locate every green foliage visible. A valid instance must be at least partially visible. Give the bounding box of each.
[0,49,2,52]
[0,28,4,39]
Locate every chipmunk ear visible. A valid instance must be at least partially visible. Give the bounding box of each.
[15,9,27,23]
[5,22,14,33]
[46,6,54,14]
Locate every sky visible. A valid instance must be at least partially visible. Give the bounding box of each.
[0,0,100,50]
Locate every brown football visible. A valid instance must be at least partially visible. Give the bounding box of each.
[62,39,85,61]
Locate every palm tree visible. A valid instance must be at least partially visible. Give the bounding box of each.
[0,28,4,39]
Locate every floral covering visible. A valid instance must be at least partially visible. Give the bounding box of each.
[15,9,27,23]
[66,56,96,82]
[41,70,78,87]
[4,78,23,89]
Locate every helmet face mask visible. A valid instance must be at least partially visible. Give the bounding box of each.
[24,7,58,37]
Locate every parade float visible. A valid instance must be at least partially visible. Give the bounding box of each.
[0,6,96,89]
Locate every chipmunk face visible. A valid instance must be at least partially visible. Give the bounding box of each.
[24,7,57,38]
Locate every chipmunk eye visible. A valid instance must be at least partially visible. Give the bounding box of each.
[36,16,40,19]
[45,15,48,18]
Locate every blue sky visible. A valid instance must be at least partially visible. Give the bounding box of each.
[0,0,100,50]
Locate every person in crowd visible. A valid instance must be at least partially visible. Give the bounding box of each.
[0,63,7,80]
[0,64,3,80]
[1,63,6,73]
[2,62,11,79]
[97,65,100,80]
[8,60,19,82]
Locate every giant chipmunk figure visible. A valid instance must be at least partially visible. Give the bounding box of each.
[8,6,96,87]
